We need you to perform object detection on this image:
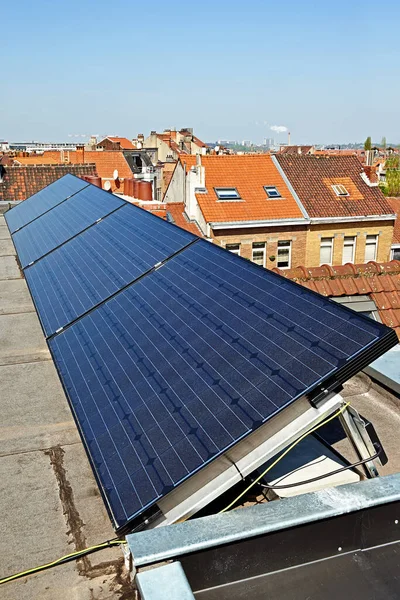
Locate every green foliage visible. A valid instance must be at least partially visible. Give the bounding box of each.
[381,136,387,150]
[364,136,372,150]
[386,155,400,169]
[385,169,400,196]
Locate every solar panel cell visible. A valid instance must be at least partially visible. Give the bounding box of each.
[25,204,196,336]
[5,174,89,234]
[12,185,125,268]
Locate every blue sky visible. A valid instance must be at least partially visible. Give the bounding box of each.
[2,0,400,144]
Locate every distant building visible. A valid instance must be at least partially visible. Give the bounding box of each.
[96,136,136,151]
[141,128,207,163]
[279,145,315,155]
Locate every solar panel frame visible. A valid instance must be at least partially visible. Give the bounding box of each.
[48,240,398,531]
[12,185,125,268]
[24,203,198,337]
[4,174,89,234]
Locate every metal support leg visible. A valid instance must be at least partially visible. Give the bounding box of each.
[339,406,379,478]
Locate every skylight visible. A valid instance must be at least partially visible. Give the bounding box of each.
[264,186,282,198]
[332,184,349,196]
[215,188,241,200]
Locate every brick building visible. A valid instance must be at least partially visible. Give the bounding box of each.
[276,154,396,266]
[164,154,396,270]
[165,154,309,269]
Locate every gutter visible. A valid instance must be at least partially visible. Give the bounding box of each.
[210,218,309,230]
[309,214,396,224]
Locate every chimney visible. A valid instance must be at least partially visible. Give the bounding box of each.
[76,144,85,163]
[288,131,291,146]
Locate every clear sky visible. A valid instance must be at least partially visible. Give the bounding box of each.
[2,0,400,145]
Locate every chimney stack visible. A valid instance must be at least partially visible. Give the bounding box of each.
[76,144,85,163]
[288,131,291,146]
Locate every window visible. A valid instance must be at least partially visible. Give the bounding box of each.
[215,188,241,200]
[365,234,378,261]
[391,246,400,261]
[225,243,240,255]
[342,236,356,264]
[320,237,333,265]
[277,241,292,269]
[264,186,282,198]
[332,184,349,196]
[252,242,266,267]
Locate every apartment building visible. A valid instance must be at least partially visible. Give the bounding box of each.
[142,128,208,163]
[165,154,309,269]
[165,154,396,270]
[276,154,396,266]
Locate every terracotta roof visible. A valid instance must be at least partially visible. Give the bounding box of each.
[273,260,400,340]
[386,197,400,244]
[0,164,96,201]
[105,137,136,150]
[16,150,132,189]
[166,202,203,235]
[179,155,305,223]
[276,154,395,219]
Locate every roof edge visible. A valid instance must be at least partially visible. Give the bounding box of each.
[271,154,310,219]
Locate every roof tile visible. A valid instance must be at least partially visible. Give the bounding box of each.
[276,154,395,219]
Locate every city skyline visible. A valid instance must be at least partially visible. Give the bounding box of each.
[2,0,400,144]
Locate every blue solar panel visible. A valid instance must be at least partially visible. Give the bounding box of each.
[5,174,89,234]
[25,204,197,336]
[49,240,395,530]
[12,185,125,268]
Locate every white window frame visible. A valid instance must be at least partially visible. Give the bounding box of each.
[252,242,266,267]
[390,245,400,261]
[320,237,334,266]
[225,243,241,256]
[342,236,356,264]
[365,234,378,262]
[215,187,241,201]
[264,186,282,199]
[277,240,292,269]
[332,184,349,196]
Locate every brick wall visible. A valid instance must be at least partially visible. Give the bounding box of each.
[211,225,308,270]
[306,221,394,266]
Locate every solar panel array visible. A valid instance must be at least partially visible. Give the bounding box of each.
[5,175,397,531]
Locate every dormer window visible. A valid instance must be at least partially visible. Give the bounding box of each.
[332,184,349,196]
[215,187,241,200]
[264,186,282,198]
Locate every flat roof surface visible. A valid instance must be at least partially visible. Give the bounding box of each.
[0,213,131,599]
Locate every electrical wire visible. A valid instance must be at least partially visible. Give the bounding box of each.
[0,539,127,586]
[219,402,352,513]
[256,443,381,490]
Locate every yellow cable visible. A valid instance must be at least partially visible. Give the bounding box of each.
[219,402,351,514]
[0,540,127,585]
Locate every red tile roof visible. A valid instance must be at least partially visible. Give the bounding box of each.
[276,154,395,219]
[166,202,202,235]
[179,155,305,224]
[273,260,400,340]
[16,150,132,189]
[0,164,96,201]
[386,197,400,244]
[106,137,136,150]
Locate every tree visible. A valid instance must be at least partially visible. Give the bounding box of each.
[381,136,387,151]
[364,136,372,151]
[385,169,400,196]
